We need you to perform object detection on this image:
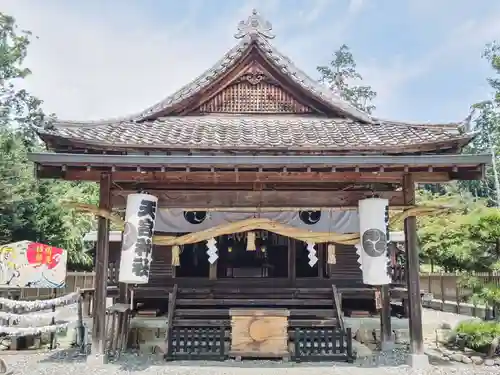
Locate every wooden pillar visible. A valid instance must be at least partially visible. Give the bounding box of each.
[288,238,296,283]
[118,283,128,304]
[90,173,111,362]
[380,285,393,349]
[117,210,128,305]
[209,261,217,280]
[403,174,426,359]
[317,243,325,278]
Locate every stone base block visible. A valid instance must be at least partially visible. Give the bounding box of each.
[406,353,430,369]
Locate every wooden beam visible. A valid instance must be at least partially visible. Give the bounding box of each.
[448,169,485,181]
[410,172,451,183]
[113,181,397,191]
[403,174,425,357]
[111,190,406,208]
[66,170,406,183]
[61,170,452,183]
[90,173,111,363]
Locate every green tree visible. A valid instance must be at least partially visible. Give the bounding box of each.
[0,12,95,270]
[0,13,50,145]
[414,187,489,272]
[459,42,500,205]
[458,209,500,315]
[415,186,500,313]
[317,44,377,114]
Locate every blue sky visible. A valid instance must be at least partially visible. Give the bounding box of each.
[2,0,500,123]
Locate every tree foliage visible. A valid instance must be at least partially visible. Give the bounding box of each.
[0,13,51,145]
[0,12,95,270]
[317,44,377,114]
[417,187,499,273]
[458,42,500,204]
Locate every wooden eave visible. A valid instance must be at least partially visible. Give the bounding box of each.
[29,152,489,184]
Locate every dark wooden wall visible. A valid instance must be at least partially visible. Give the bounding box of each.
[105,240,363,286]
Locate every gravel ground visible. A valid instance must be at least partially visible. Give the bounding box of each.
[0,308,486,375]
[0,347,497,375]
[421,308,478,331]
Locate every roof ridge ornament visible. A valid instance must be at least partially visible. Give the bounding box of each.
[234,9,275,40]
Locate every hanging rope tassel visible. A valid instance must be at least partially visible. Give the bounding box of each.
[327,244,336,265]
[171,245,180,266]
[246,231,256,251]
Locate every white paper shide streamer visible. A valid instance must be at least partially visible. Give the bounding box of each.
[0,318,79,337]
[358,198,391,285]
[0,292,81,337]
[0,292,79,311]
[306,242,318,267]
[206,238,218,264]
[0,304,77,325]
[118,193,158,284]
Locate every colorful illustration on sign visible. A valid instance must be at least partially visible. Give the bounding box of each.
[0,241,68,288]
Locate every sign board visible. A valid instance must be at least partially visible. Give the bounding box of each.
[0,241,68,288]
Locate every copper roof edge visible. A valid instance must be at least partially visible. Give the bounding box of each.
[27,152,493,167]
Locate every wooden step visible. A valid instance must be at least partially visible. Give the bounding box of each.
[175,298,333,306]
[174,309,336,318]
[289,309,336,318]
[178,287,333,294]
[177,293,332,300]
[173,319,230,327]
[171,318,338,328]
[288,319,338,327]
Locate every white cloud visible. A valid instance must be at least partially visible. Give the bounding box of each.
[347,0,365,15]
[359,5,500,118]
[0,0,270,121]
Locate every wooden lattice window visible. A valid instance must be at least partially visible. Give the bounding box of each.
[197,66,313,114]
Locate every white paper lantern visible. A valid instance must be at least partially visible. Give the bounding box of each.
[358,198,391,285]
[118,193,158,284]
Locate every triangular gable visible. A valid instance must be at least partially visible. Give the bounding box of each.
[186,60,316,115]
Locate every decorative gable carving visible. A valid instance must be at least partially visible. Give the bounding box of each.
[195,63,314,114]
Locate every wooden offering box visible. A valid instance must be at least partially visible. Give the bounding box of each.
[229,309,289,360]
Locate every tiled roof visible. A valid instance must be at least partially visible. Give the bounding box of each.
[39,116,473,153]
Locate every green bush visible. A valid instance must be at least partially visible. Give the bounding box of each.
[453,320,500,352]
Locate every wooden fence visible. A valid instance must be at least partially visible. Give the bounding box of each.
[419,272,500,303]
[15,271,499,304]
[18,272,95,300]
